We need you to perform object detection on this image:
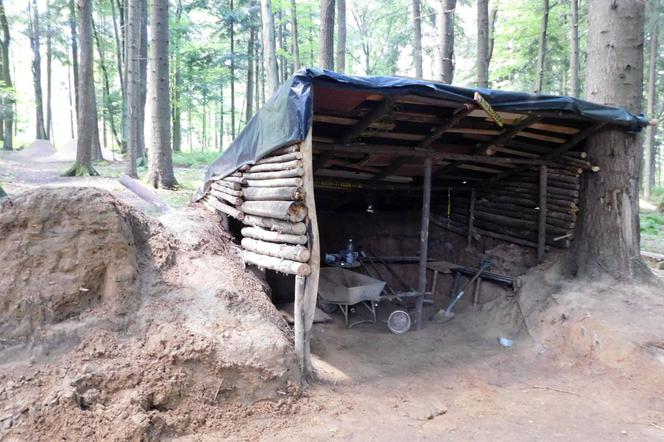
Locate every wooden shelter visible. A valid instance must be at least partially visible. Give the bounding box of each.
[197,69,648,377]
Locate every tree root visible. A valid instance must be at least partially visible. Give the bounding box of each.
[63,162,100,177]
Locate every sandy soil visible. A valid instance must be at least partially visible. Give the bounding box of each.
[2,151,664,440]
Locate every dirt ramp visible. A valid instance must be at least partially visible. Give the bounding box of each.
[0,187,297,440]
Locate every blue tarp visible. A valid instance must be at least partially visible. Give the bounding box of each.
[198,68,649,197]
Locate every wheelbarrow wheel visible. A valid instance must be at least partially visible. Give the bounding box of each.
[317,300,338,314]
[387,310,411,335]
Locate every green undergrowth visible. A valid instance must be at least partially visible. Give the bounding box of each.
[172,151,220,168]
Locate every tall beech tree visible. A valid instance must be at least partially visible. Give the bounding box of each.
[335,0,346,72]
[65,0,98,176]
[28,0,47,140]
[319,0,335,69]
[147,0,177,188]
[125,0,141,177]
[261,0,278,96]
[411,0,422,78]
[476,0,489,88]
[534,0,550,93]
[0,0,13,151]
[437,0,456,83]
[570,0,649,279]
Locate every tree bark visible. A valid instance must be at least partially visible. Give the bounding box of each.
[437,0,456,84]
[125,0,140,177]
[643,0,659,200]
[29,0,46,140]
[45,0,52,140]
[571,0,649,279]
[261,0,279,97]
[412,0,423,78]
[335,0,346,72]
[246,25,255,124]
[569,0,580,97]
[534,0,549,93]
[172,0,182,152]
[137,0,147,162]
[92,16,121,150]
[290,0,300,71]
[69,0,79,126]
[65,0,98,176]
[229,0,236,138]
[0,0,13,150]
[476,0,489,88]
[319,0,335,70]
[147,0,177,188]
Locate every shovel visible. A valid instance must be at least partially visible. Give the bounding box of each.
[431,258,492,323]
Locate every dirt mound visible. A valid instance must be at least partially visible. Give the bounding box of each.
[10,140,56,160]
[0,187,297,440]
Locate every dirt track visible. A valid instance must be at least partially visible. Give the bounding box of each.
[2,151,664,440]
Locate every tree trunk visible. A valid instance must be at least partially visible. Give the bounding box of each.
[569,0,580,97]
[147,0,177,188]
[488,7,497,65]
[29,0,46,140]
[65,0,98,176]
[93,16,121,150]
[246,25,255,123]
[437,0,456,84]
[69,0,79,126]
[534,0,549,93]
[0,0,13,150]
[171,0,182,153]
[319,0,335,70]
[335,0,346,72]
[110,0,124,96]
[643,0,659,201]
[476,0,489,88]
[137,0,147,162]
[260,0,279,96]
[45,0,52,140]
[125,0,140,177]
[290,0,300,71]
[412,0,422,78]
[571,0,648,279]
[229,0,235,138]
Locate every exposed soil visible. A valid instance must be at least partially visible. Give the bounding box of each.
[2,152,664,440]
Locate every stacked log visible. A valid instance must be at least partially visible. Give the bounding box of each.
[200,144,311,275]
[439,154,591,249]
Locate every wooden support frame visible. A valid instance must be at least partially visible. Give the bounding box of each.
[295,127,319,379]
[537,165,547,262]
[467,188,476,248]
[415,156,433,331]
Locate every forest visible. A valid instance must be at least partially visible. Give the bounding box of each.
[0,0,660,191]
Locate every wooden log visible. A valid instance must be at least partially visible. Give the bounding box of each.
[256,151,303,165]
[467,189,475,248]
[242,214,307,234]
[209,189,243,206]
[222,176,247,184]
[202,195,245,220]
[241,200,308,222]
[247,159,303,172]
[293,275,306,376]
[242,250,311,276]
[538,165,547,263]
[245,177,304,187]
[211,182,243,197]
[243,186,305,201]
[241,237,311,262]
[270,144,300,156]
[212,179,242,191]
[241,226,308,245]
[416,156,432,330]
[244,168,304,180]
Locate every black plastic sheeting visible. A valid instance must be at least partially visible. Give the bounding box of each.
[197,68,649,199]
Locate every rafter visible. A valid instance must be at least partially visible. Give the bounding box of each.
[434,114,542,177]
[313,97,394,172]
[370,103,477,182]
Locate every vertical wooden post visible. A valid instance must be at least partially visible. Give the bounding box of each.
[467,188,476,248]
[299,128,319,377]
[538,165,547,262]
[293,275,306,375]
[416,156,432,330]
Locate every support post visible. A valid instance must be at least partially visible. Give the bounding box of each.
[467,188,476,248]
[538,165,547,262]
[293,275,306,376]
[299,128,319,377]
[416,156,432,330]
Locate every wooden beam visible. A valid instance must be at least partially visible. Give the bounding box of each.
[314,98,393,172]
[467,188,476,248]
[416,156,432,331]
[436,114,542,177]
[538,165,547,262]
[480,123,606,186]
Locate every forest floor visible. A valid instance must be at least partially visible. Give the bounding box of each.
[2,150,664,440]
